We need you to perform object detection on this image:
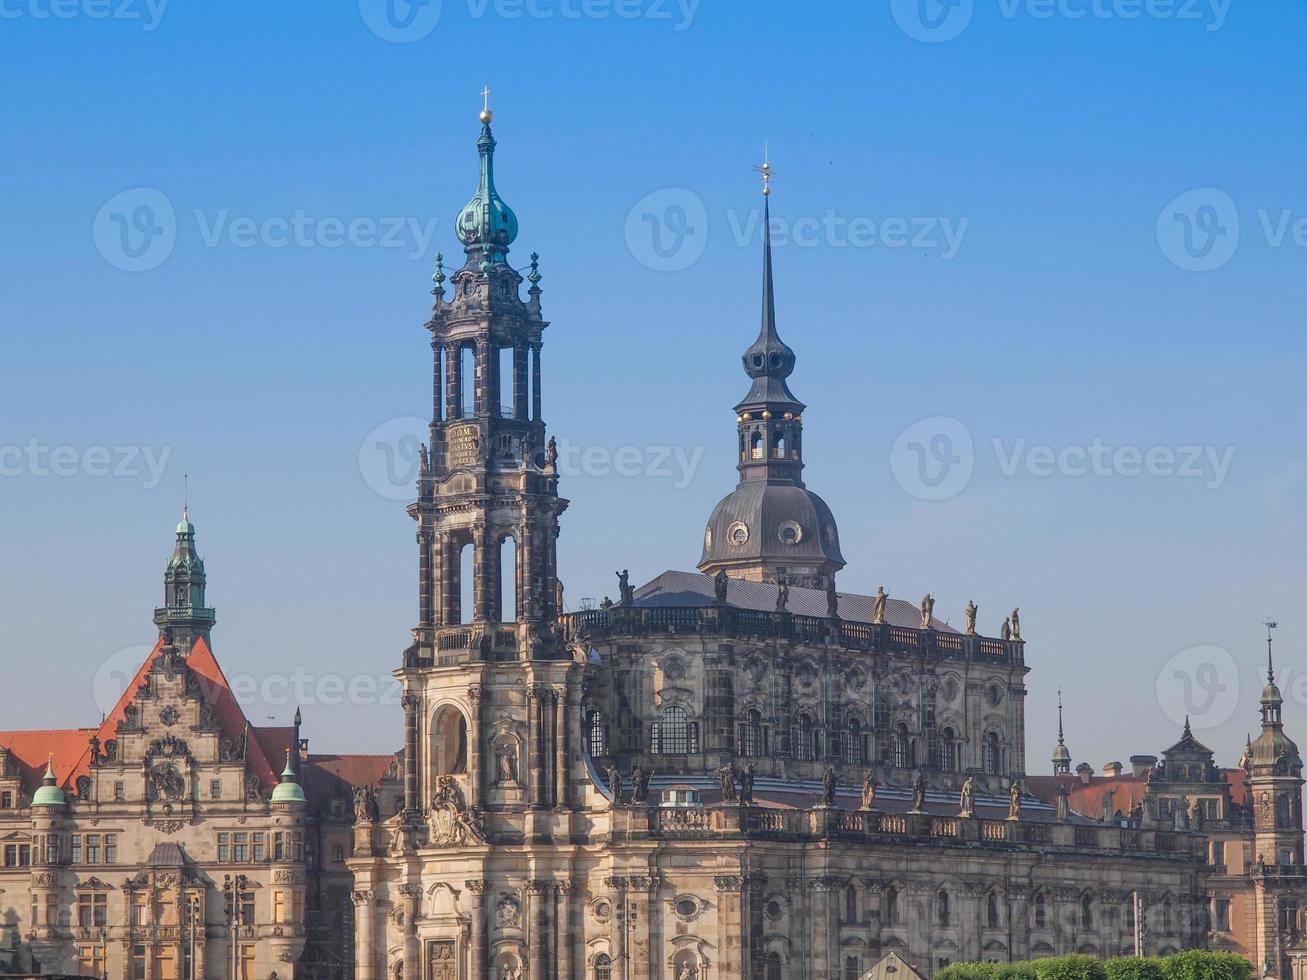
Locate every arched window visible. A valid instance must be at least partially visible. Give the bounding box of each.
[772,430,787,458]
[498,535,517,622]
[937,890,951,927]
[795,713,816,762]
[586,710,607,757]
[844,884,858,924]
[432,707,467,775]
[1081,895,1093,929]
[1162,898,1173,934]
[740,709,764,757]
[845,719,865,765]
[1278,794,1291,828]
[940,727,958,772]
[1034,893,1047,929]
[765,953,782,980]
[594,954,612,980]
[750,431,764,460]
[987,892,1000,928]
[884,886,899,925]
[893,724,912,769]
[459,345,476,418]
[984,732,1003,775]
[653,705,695,755]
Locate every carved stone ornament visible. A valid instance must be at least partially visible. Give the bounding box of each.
[428,775,486,847]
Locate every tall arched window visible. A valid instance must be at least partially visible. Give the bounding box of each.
[844,884,858,924]
[432,707,468,775]
[795,713,816,762]
[586,710,607,757]
[1080,895,1094,929]
[940,727,958,772]
[987,892,1000,928]
[1162,898,1173,934]
[498,535,517,622]
[765,953,782,980]
[750,431,764,460]
[459,345,476,418]
[937,890,951,927]
[845,719,865,765]
[594,954,612,980]
[984,732,1003,775]
[741,709,764,757]
[1034,893,1047,929]
[653,705,694,755]
[884,886,899,925]
[893,724,912,769]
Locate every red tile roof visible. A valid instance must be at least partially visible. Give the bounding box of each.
[0,727,98,793]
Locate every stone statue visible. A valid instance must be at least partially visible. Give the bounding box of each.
[631,766,651,804]
[353,785,379,824]
[775,575,789,614]
[545,436,558,469]
[739,763,755,805]
[826,579,839,619]
[820,765,838,808]
[1056,784,1070,821]
[494,741,518,784]
[1001,618,1012,641]
[911,769,926,813]
[959,774,976,817]
[920,594,935,629]
[1010,607,1021,640]
[860,771,877,811]
[873,587,887,625]
[677,964,698,980]
[600,596,614,610]
[607,765,623,804]
[1192,797,1205,830]
[1101,789,1116,823]
[718,763,738,803]
[88,735,102,766]
[616,570,634,606]
[965,601,977,636]
[713,569,730,606]
[1174,794,1190,830]
[1008,780,1023,821]
[554,578,565,614]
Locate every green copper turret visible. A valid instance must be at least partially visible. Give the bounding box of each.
[454,105,519,266]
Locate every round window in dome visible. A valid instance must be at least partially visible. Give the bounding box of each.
[728,522,749,546]
[778,520,803,545]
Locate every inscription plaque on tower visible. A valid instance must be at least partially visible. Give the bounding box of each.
[447,424,481,469]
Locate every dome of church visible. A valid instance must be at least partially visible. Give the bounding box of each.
[699,481,843,570]
[455,115,518,257]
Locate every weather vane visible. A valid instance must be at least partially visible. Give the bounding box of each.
[753,141,773,197]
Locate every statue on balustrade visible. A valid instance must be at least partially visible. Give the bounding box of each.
[860,771,877,811]
[959,774,976,817]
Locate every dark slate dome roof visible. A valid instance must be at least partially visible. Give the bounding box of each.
[699,481,844,569]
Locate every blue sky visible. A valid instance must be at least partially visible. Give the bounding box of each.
[1,0,1304,765]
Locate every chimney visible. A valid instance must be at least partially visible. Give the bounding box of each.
[1130,755,1157,779]
[1075,762,1095,785]
[1103,761,1123,777]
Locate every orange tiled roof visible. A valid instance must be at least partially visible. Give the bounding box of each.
[0,727,99,793]
[1027,767,1249,819]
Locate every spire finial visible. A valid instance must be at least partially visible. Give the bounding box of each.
[753,142,773,197]
[480,85,493,125]
[1183,714,1192,737]
[1266,620,1279,683]
[183,472,189,523]
[1057,688,1065,744]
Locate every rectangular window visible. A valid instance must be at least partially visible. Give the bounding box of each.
[292,891,303,922]
[274,891,286,924]
[237,944,256,980]
[70,835,82,865]
[1,790,11,808]
[131,944,147,980]
[154,944,176,980]
[233,832,249,863]
[274,833,285,862]
[252,833,265,863]
[114,781,126,801]
[1215,898,1231,931]
[86,834,101,864]
[211,779,222,799]
[45,894,58,928]
[239,892,255,926]
[46,835,59,864]
[293,831,304,862]
[77,946,105,976]
[131,891,149,926]
[1212,840,1226,865]
[332,844,345,863]
[105,833,118,865]
[3,845,14,867]
[78,894,93,928]
[18,844,30,866]
[217,833,230,863]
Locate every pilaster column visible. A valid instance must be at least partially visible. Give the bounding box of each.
[606,877,629,980]
[353,890,377,980]
[402,692,420,815]
[476,338,492,416]
[513,342,528,420]
[472,523,488,623]
[400,883,422,980]
[528,686,546,808]
[527,880,551,980]
[556,880,575,980]
[715,875,746,978]
[466,880,487,980]
[627,875,655,980]
[787,876,808,980]
[554,686,567,809]
[445,343,460,421]
[520,520,536,622]
[418,528,433,627]
[468,686,485,808]
[809,877,835,980]
[531,343,542,421]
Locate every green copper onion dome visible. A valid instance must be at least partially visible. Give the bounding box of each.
[31,757,66,808]
[271,749,307,804]
[454,102,518,263]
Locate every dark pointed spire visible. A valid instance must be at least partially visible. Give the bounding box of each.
[1052,687,1072,774]
[739,150,799,408]
[1183,714,1192,739]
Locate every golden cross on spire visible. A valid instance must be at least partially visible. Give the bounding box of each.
[480,86,493,124]
[753,140,773,197]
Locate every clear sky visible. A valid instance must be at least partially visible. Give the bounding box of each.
[1,0,1304,767]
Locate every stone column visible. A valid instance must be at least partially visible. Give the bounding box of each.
[527,880,551,980]
[418,528,433,628]
[401,884,422,980]
[606,877,628,980]
[476,338,492,416]
[468,686,485,809]
[519,521,536,623]
[628,876,653,980]
[514,343,528,420]
[556,880,575,980]
[528,686,545,808]
[353,890,377,980]
[467,880,487,980]
[715,875,746,978]
[531,343,542,421]
[472,523,488,623]
[809,877,834,980]
[555,685,568,809]
[445,343,460,421]
[787,876,807,980]
[402,692,420,815]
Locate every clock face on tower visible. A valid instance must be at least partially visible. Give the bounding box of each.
[175,585,188,605]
